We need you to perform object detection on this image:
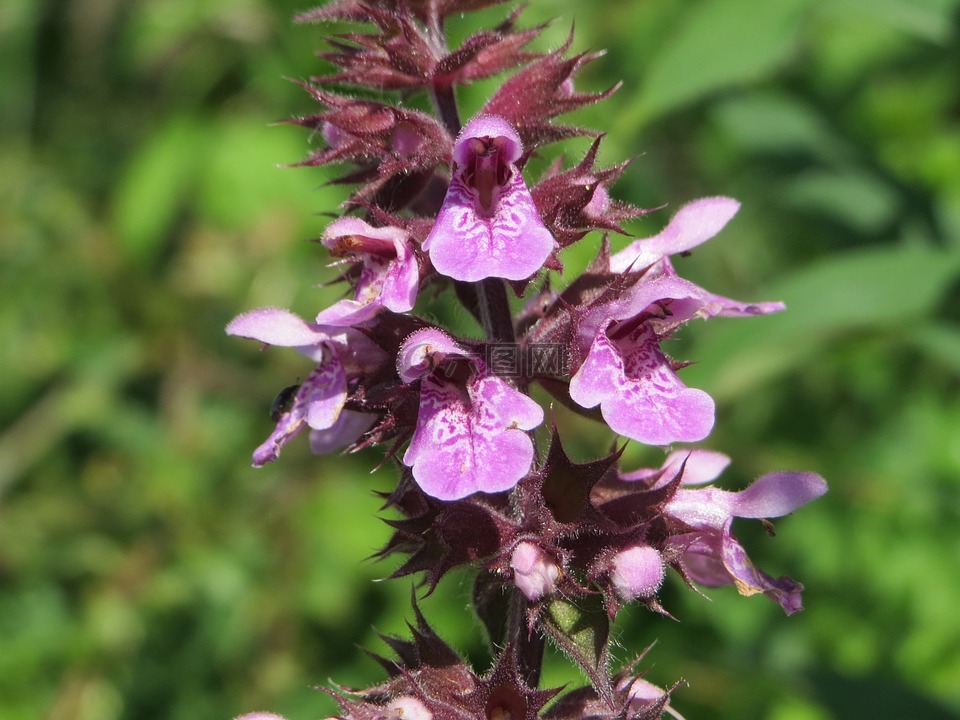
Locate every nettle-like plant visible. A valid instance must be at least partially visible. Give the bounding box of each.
[230,2,827,718]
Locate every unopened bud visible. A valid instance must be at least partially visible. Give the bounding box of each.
[386,696,432,720]
[621,677,687,720]
[510,541,559,601]
[610,545,665,601]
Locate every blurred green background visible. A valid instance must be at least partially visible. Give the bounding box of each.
[2,0,960,719]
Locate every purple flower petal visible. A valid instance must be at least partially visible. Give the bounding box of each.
[674,529,805,614]
[316,217,419,326]
[620,449,730,485]
[452,114,523,166]
[333,327,388,373]
[666,471,827,529]
[510,541,560,601]
[397,327,473,383]
[226,308,330,350]
[423,114,556,281]
[719,524,805,615]
[252,408,306,468]
[314,298,382,327]
[611,276,706,324]
[249,358,347,467]
[609,197,741,274]
[309,409,375,455]
[424,173,556,281]
[578,276,705,352]
[727,471,828,518]
[403,372,543,500]
[672,532,729,587]
[302,355,347,430]
[698,290,786,318]
[569,325,714,445]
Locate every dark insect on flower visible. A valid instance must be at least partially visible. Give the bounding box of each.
[270,384,301,422]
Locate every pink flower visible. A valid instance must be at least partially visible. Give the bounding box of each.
[510,541,560,601]
[620,677,687,720]
[569,276,715,446]
[609,545,666,601]
[625,450,828,614]
[398,328,543,500]
[422,114,556,281]
[226,308,384,465]
[610,197,786,317]
[316,217,419,326]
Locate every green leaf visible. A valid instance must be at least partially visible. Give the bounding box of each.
[542,594,613,702]
[111,116,206,267]
[712,92,853,161]
[836,0,959,45]
[780,168,900,233]
[684,244,960,399]
[197,117,345,232]
[907,323,960,375]
[621,0,815,127]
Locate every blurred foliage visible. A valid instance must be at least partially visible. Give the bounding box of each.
[2,1,960,719]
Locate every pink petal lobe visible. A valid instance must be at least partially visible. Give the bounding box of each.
[570,326,714,446]
[302,356,347,430]
[403,373,542,501]
[424,174,555,281]
[226,308,329,348]
[452,114,523,165]
[728,471,828,518]
[610,197,740,273]
[620,449,731,485]
[397,328,473,383]
[309,410,375,455]
[720,526,805,615]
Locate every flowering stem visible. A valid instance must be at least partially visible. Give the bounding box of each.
[430,82,462,137]
[477,278,516,343]
[511,587,546,688]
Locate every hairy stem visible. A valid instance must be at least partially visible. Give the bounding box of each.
[510,587,546,688]
[476,278,516,343]
[430,82,462,138]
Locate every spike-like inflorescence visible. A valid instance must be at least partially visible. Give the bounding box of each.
[229,2,827,718]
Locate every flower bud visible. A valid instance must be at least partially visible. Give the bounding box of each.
[386,696,432,720]
[510,541,559,601]
[620,677,687,720]
[610,545,665,601]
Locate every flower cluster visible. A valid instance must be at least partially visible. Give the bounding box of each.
[230,2,826,718]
